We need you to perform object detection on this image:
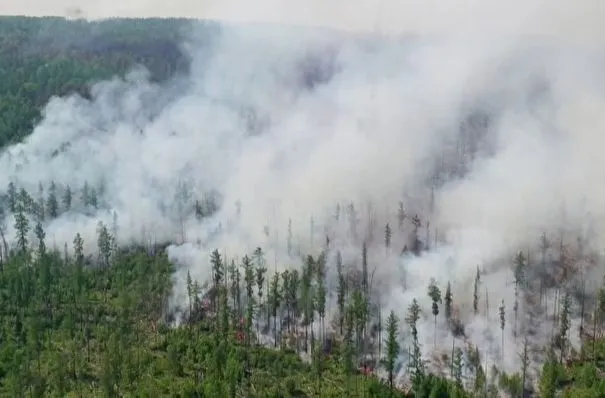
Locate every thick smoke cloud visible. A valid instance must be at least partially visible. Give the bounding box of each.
[3,0,605,386]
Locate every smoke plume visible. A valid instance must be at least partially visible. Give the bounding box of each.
[3,0,605,386]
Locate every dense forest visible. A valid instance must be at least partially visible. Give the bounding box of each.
[0,16,200,147]
[1,15,605,397]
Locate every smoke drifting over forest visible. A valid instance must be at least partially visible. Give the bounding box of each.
[2,0,605,384]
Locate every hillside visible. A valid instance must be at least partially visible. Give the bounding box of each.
[0,16,202,147]
[1,15,605,398]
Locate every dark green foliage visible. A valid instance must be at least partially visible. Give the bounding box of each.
[0,16,196,146]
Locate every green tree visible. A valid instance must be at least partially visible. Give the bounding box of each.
[428,278,442,345]
[406,298,424,391]
[444,281,453,323]
[384,310,400,391]
[46,181,59,219]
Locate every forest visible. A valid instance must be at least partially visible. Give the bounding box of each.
[0,15,605,398]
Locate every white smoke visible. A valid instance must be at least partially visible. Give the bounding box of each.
[2,0,605,384]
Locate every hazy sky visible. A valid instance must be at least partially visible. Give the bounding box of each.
[2,0,605,43]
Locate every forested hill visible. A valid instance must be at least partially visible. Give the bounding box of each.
[0,16,204,147]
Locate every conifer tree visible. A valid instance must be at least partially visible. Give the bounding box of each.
[428,278,442,345]
[559,292,571,363]
[46,181,58,219]
[96,221,112,268]
[62,185,72,211]
[384,223,392,251]
[384,310,400,391]
[316,261,327,343]
[444,281,453,323]
[286,270,300,335]
[268,272,281,347]
[453,347,464,390]
[7,181,16,213]
[473,267,481,316]
[406,298,424,390]
[186,270,193,320]
[229,260,242,319]
[254,248,267,335]
[34,222,46,257]
[411,214,421,255]
[513,251,526,338]
[499,299,506,360]
[242,255,255,340]
[14,193,29,255]
[36,182,45,221]
[242,255,255,391]
[520,336,529,397]
[342,304,355,395]
[361,242,369,296]
[336,250,346,334]
[73,233,84,268]
[210,249,223,326]
[301,257,314,353]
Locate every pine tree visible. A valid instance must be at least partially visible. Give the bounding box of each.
[342,304,355,395]
[384,223,392,251]
[453,347,464,390]
[406,298,424,391]
[384,310,400,391]
[34,222,46,257]
[14,196,29,255]
[301,257,315,353]
[36,182,45,222]
[73,233,84,268]
[361,242,369,296]
[62,185,72,211]
[96,221,112,268]
[254,248,267,337]
[316,262,327,343]
[210,249,223,326]
[411,214,421,255]
[242,255,255,392]
[520,336,529,397]
[7,181,16,213]
[473,267,481,316]
[229,260,242,320]
[513,251,526,338]
[268,272,281,347]
[46,181,59,219]
[336,250,346,334]
[428,278,442,345]
[559,292,571,363]
[499,300,506,361]
[186,270,193,321]
[444,281,453,323]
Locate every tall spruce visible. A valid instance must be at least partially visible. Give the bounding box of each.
[559,292,571,363]
[473,267,481,316]
[406,298,424,391]
[384,223,392,251]
[336,250,346,334]
[444,281,453,323]
[428,278,442,345]
[384,310,400,391]
[499,299,506,361]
